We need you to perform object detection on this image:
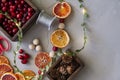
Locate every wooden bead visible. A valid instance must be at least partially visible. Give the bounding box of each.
[35,45,42,52]
[33,39,40,45]
[58,23,65,29]
[49,51,55,57]
[29,44,35,50]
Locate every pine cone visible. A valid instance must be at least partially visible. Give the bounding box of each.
[49,69,60,79]
[62,55,73,64]
[58,66,68,75]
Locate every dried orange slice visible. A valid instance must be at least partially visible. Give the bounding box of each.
[0,63,13,77]
[15,72,25,80]
[53,2,71,18]
[0,73,17,80]
[0,56,9,64]
[50,29,70,48]
[35,52,51,68]
[22,70,36,80]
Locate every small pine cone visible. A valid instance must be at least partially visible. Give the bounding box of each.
[58,66,68,75]
[62,55,73,64]
[49,69,60,79]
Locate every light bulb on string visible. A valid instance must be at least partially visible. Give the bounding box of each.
[82,8,87,15]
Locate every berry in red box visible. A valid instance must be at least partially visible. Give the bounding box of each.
[0,0,38,40]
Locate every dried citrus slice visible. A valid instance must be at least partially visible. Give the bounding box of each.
[22,70,36,80]
[35,52,51,68]
[0,63,13,77]
[53,2,71,18]
[15,72,25,80]
[0,73,17,80]
[0,56,9,64]
[50,29,70,48]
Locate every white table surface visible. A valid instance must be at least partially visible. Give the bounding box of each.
[0,0,120,80]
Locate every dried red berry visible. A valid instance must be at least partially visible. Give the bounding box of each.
[52,46,58,51]
[23,53,30,59]
[18,55,24,60]
[21,59,28,64]
[19,49,24,54]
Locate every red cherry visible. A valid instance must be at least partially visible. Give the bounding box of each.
[52,46,58,51]
[26,16,30,20]
[2,22,7,26]
[17,14,22,19]
[9,2,12,5]
[19,49,24,54]
[6,27,11,31]
[38,70,42,75]
[12,28,18,33]
[21,59,28,64]
[23,8,27,12]
[23,53,30,59]
[8,31,12,35]
[4,3,8,6]
[4,18,8,22]
[59,19,65,23]
[9,25,13,28]
[18,55,24,60]
[18,4,22,8]
[12,22,15,26]
[24,4,28,8]
[22,19,26,24]
[10,8,14,12]
[15,11,19,14]
[21,0,25,4]
[15,0,19,4]
[0,14,4,19]
[11,12,16,17]
[11,6,16,10]
[28,8,33,12]
[2,0,6,3]
[2,7,7,12]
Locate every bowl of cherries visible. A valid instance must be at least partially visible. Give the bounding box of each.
[0,0,39,41]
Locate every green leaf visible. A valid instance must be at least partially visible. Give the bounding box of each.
[78,0,83,2]
[58,0,64,2]
[76,49,81,52]
[81,22,86,26]
[45,65,49,71]
[66,49,76,56]
[38,75,43,80]
[80,4,84,8]
[84,13,89,18]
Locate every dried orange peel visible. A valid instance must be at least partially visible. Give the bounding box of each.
[53,1,71,18]
[22,70,36,80]
[0,56,10,64]
[0,63,13,77]
[50,29,70,48]
[35,52,51,68]
[0,73,17,80]
[15,72,25,80]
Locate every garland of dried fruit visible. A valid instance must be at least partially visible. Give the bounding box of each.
[35,0,89,79]
[0,0,89,80]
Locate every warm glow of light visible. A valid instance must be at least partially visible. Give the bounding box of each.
[82,8,87,15]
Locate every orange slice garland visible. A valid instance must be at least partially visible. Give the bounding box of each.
[50,29,70,48]
[0,73,17,80]
[0,56,9,64]
[0,63,13,77]
[35,52,52,68]
[22,70,36,80]
[53,1,71,19]
[15,72,25,80]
